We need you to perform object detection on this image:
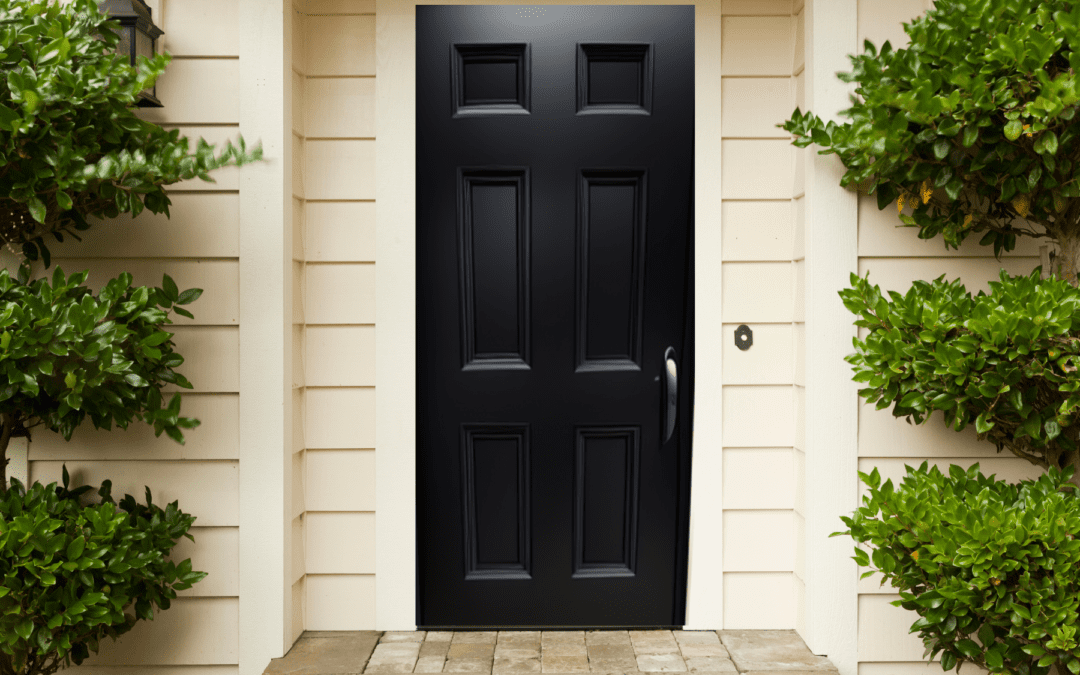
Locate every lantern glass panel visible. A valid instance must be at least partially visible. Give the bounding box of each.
[135,28,153,62]
[116,25,133,62]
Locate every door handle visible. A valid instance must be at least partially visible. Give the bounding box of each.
[664,347,678,443]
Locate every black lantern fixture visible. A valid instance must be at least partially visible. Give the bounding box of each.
[98,0,165,107]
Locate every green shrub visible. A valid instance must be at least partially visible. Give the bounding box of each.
[0,468,205,675]
[0,0,262,266]
[842,268,1080,479]
[840,463,1080,674]
[0,264,201,488]
[781,0,1080,278]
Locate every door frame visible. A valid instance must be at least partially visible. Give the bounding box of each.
[374,0,725,631]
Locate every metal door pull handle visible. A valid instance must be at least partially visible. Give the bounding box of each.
[664,347,677,443]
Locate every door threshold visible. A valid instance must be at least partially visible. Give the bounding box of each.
[418,626,683,631]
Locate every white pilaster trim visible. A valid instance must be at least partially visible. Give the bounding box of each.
[802,0,859,672]
[375,0,418,630]
[239,0,293,671]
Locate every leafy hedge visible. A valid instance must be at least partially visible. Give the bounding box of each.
[781,0,1080,261]
[840,463,1080,674]
[0,264,200,446]
[0,469,205,675]
[842,268,1080,474]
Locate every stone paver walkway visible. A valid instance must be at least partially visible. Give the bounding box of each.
[263,630,837,675]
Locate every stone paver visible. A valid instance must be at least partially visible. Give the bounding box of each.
[719,631,837,673]
[586,631,631,646]
[673,631,722,645]
[637,653,689,672]
[263,629,837,675]
[445,659,495,673]
[630,630,682,656]
[413,656,446,673]
[543,631,586,644]
[493,654,543,673]
[685,656,737,672]
[544,642,587,657]
[448,643,497,659]
[679,643,730,658]
[264,632,380,675]
[454,632,500,644]
[541,654,590,673]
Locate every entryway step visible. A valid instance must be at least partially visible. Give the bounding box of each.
[262,629,837,675]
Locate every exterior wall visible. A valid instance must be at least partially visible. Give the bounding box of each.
[21,1,245,672]
[718,0,802,630]
[852,2,1039,673]
[292,0,378,633]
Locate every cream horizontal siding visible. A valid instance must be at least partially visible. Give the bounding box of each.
[305,202,376,262]
[305,574,376,630]
[31,461,238,526]
[723,448,795,510]
[722,201,793,260]
[292,0,378,634]
[305,263,376,322]
[305,15,376,76]
[52,194,240,258]
[721,16,795,76]
[26,2,244,669]
[724,572,795,629]
[79,598,239,666]
[306,450,376,510]
[723,263,794,322]
[723,324,793,384]
[721,140,793,199]
[140,60,240,125]
[720,0,800,630]
[722,0,792,15]
[172,527,241,598]
[162,0,240,56]
[29,394,238,460]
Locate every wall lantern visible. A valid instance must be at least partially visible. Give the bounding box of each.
[97,0,165,107]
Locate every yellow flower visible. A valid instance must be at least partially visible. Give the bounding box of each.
[911,550,920,561]
[920,180,933,204]
[1023,124,1033,137]
[1011,193,1030,218]
[991,577,1001,586]
[897,193,905,213]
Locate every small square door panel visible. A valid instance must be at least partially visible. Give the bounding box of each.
[452,43,531,116]
[577,43,653,115]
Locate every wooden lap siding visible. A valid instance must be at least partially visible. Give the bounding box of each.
[292,0,378,636]
[719,0,803,630]
[23,0,242,672]
[853,1,1037,673]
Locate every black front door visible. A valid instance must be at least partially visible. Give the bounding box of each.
[416,4,695,629]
